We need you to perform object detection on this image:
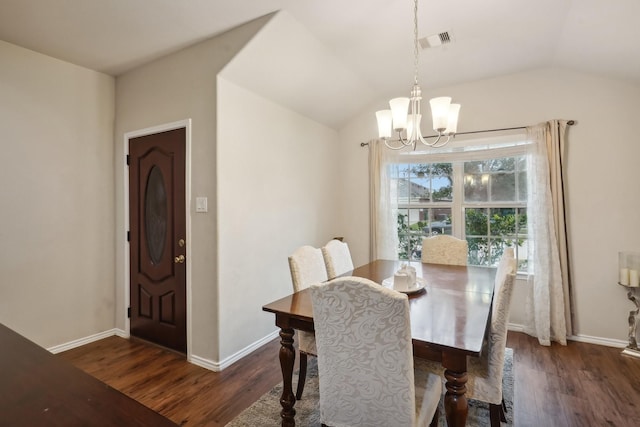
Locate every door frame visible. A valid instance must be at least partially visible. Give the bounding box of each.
[123,119,192,360]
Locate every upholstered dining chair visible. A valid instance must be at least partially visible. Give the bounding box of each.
[421,234,468,266]
[287,245,328,400]
[310,277,442,427]
[321,239,355,279]
[414,248,517,427]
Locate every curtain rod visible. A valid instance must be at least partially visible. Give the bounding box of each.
[359,120,575,147]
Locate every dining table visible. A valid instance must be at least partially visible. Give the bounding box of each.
[263,259,497,427]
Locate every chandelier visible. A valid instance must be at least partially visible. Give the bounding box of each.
[375,0,461,150]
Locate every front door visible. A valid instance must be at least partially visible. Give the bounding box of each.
[128,128,186,353]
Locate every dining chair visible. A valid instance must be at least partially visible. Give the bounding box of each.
[421,234,468,266]
[321,239,355,279]
[287,245,328,400]
[310,276,442,427]
[414,248,517,427]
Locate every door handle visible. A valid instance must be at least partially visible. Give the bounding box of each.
[174,254,185,264]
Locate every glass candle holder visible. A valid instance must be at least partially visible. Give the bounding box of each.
[620,252,640,287]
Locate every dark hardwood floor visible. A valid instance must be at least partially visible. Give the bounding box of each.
[58,331,640,427]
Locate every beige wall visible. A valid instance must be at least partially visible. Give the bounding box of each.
[216,78,340,360]
[114,16,271,362]
[0,40,115,347]
[337,67,640,345]
[116,11,346,364]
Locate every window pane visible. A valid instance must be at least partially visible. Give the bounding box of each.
[412,174,430,202]
[516,238,529,271]
[431,163,453,202]
[407,208,429,230]
[517,171,527,201]
[517,207,528,234]
[396,177,407,203]
[467,237,489,266]
[488,157,515,172]
[490,208,516,236]
[491,172,516,201]
[464,174,488,201]
[465,208,488,236]
[397,208,427,261]
[425,208,452,235]
[464,160,485,174]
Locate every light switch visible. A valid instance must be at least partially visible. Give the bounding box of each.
[195,197,208,213]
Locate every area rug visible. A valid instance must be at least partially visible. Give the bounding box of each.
[227,348,514,427]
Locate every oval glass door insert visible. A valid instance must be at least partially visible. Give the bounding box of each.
[145,165,167,265]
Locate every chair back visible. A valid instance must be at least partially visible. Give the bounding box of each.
[492,247,517,324]
[421,235,468,266]
[288,245,328,292]
[482,249,517,404]
[310,277,416,427]
[321,239,355,279]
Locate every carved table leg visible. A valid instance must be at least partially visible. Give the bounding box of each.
[622,290,640,358]
[279,327,296,426]
[443,353,468,427]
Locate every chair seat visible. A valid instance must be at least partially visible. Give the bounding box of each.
[298,330,317,355]
[413,363,443,426]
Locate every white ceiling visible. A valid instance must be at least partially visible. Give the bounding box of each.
[2,0,639,122]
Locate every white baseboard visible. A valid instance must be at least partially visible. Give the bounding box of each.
[46,327,281,373]
[47,328,127,354]
[567,333,627,348]
[189,330,280,372]
[507,322,525,332]
[508,322,627,348]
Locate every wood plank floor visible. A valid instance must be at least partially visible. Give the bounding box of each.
[58,332,640,427]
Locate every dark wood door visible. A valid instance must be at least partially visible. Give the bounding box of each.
[129,128,186,354]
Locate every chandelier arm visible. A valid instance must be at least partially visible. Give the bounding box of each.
[417,132,443,147]
[396,131,415,147]
[384,138,413,150]
[431,134,452,148]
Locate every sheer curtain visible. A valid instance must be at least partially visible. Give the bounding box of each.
[525,120,572,346]
[368,139,399,260]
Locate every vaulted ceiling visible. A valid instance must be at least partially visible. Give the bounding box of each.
[2,0,638,126]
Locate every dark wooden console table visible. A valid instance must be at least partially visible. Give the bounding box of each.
[0,323,178,426]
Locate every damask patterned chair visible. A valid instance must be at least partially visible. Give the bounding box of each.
[414,248,517,427]
[321,239,355,279]
[310,277,442,427]
[287,245,328,400]
[421,235,468,266]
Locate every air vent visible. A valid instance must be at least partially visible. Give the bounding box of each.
[419,31,452,49]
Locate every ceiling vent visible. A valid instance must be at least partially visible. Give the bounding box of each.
[419,31,452,49]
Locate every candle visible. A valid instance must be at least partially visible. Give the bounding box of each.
[620,268,630,286]
[630,270,640,287]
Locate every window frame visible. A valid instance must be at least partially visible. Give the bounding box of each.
[391,135,530,270]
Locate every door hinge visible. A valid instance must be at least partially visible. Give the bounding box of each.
[127,230,130,242]
[127,307,131,318]
[126,154,130,165]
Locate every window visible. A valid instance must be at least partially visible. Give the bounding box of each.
[390,151,528,271]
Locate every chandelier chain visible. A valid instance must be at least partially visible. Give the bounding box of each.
[413,0,419,85]
[375,0,460,150]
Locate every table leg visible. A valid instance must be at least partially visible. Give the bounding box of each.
[443,354,468,427]
[622,290,640,358]
[278,327,296,427]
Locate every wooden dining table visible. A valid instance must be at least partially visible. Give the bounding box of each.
[262,259,497,427]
